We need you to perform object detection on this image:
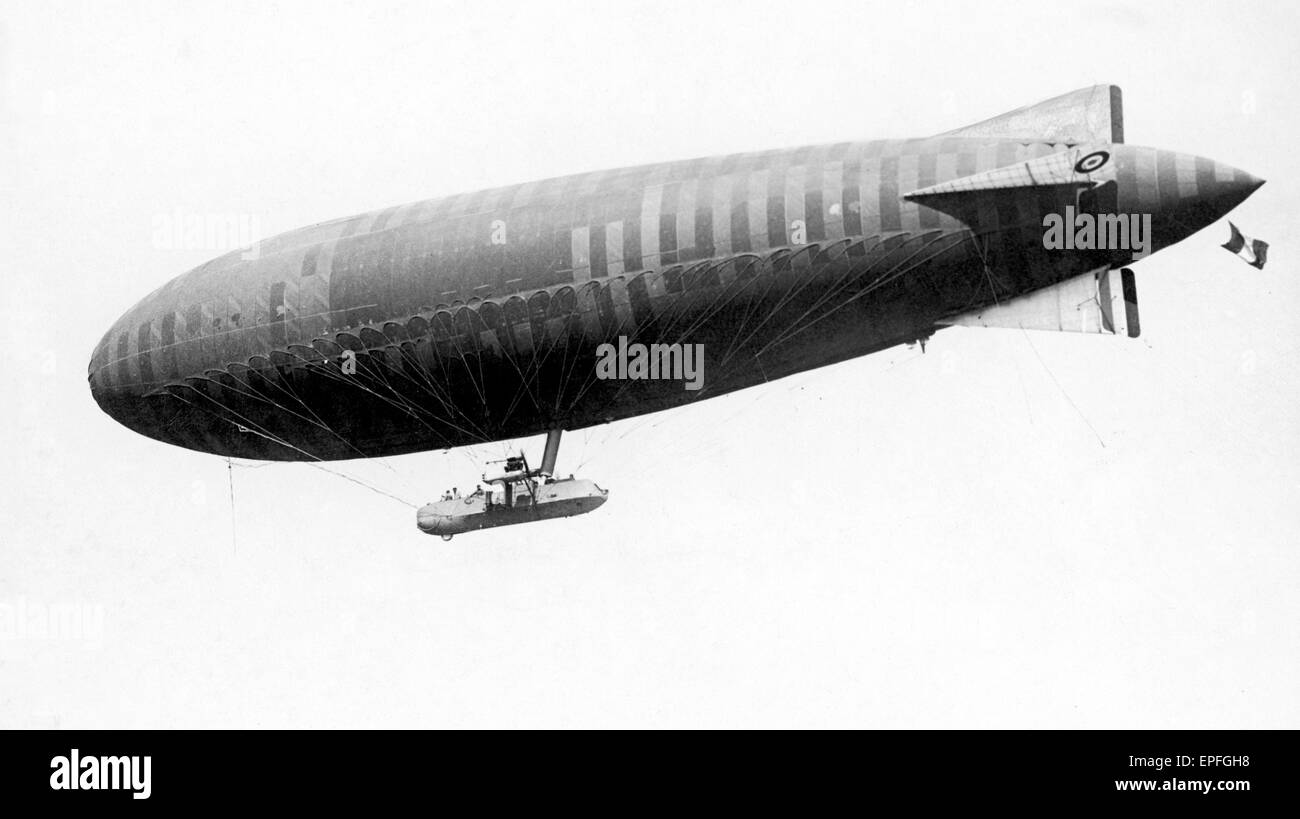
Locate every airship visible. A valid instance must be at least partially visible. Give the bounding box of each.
[89,85,1264,538]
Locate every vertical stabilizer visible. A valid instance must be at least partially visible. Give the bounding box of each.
[938,85,1123,144]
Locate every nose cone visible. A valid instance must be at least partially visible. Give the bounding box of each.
[88,314,155,440]
[1116,146,1265,249]
[86,248,301,461]
[88,292,246,459]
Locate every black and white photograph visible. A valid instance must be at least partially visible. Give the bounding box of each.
[1,0,1295,793]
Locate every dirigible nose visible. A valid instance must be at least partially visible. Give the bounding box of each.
[88,321,138,425]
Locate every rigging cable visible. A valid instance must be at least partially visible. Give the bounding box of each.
[1020,328,1106,449]
[227,456,237,554]
[174,387,422,509]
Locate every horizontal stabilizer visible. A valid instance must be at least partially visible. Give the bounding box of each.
[903,145,1112,202]
[937,85,1124,144]
[940,267,1140,338]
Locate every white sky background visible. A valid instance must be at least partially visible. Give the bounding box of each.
[2,0,1298,728]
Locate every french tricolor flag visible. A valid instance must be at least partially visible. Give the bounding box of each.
[1222,222,1269,269]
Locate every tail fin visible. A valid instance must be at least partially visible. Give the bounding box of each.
[938,85,1124,144]
[940,267,1140,338]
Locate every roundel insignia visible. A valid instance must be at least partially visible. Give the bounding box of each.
[1074,150,1110,174]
